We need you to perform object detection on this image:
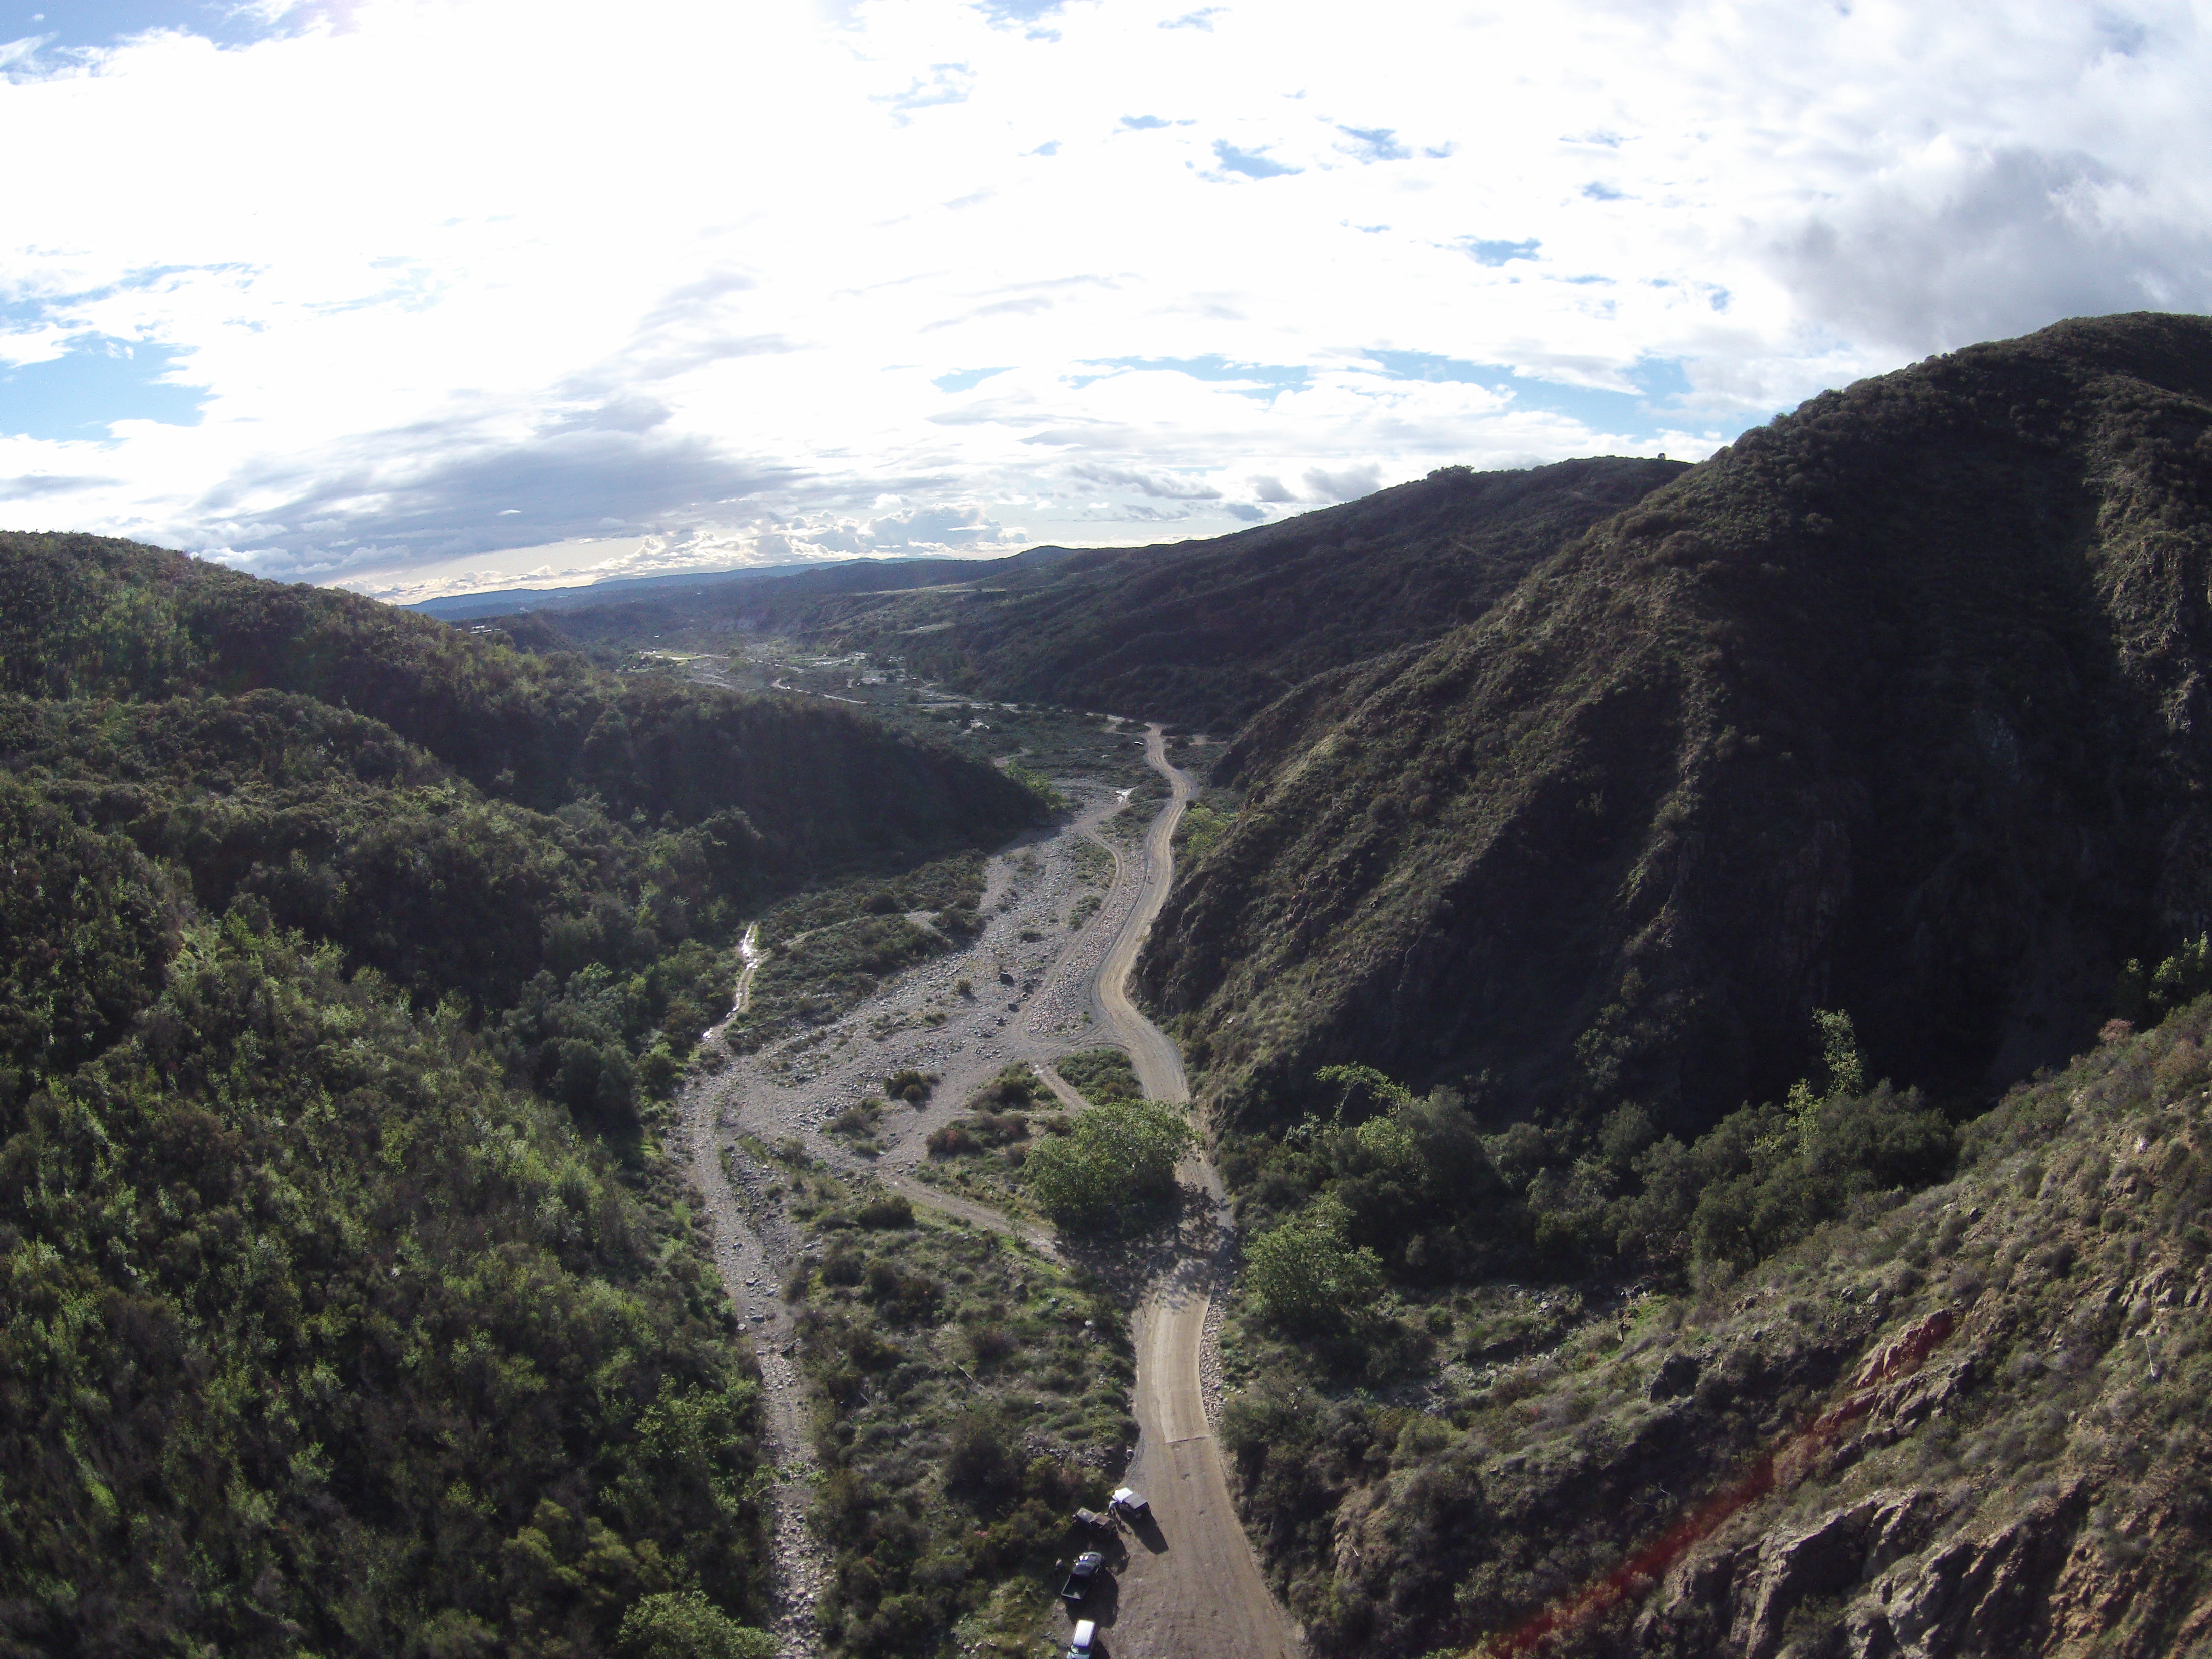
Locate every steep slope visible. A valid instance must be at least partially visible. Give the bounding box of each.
[0,884,768,1659]
[1141,312,2212,1136]
[1220,1004,2212,1659]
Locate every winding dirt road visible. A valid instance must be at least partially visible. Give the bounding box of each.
[1099,728,1301,1659]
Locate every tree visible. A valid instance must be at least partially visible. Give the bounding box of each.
[1243,1197,1386,1337]
[1022,1099,1195,1230]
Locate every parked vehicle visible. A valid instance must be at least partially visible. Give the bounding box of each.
[1072,1508,1114,1533]
[1059,1551,1106,1606]
[1109,1487,1150,1522]
[1066,1619,1098,1659]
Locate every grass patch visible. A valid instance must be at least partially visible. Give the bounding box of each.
[1052,1048,1142,1108]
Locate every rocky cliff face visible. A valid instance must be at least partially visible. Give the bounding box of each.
[1141,314,2212,1136]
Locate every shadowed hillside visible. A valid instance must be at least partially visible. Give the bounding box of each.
[1140,313,2212,1137]
[799,456,1685,733]
[1218,1005,2212,1659]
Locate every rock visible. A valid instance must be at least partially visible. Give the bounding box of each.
[1849,1485,2085,1658]
[1852,1310,1957,1391]
[1732,1496,1884,1659]
[1650,1352,1703,1401]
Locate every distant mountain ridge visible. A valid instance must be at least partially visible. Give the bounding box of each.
[478,457,1685,735]
[408,560,814,619]
[786,457,1687,733]
[407,543,1089,621]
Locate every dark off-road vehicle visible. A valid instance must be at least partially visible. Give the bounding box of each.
[1059,1551,1106,1606]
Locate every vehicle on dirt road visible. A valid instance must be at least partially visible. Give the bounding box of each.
[1059,1551,1107,1606]
[1066,1618,1098,1659]
[1072,1507,1114,1533]
[1109,1487,1150,1522]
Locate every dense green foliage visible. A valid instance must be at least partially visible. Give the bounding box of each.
[0,532,1040,1655]
[1228,1027,1954,1311]
[0,691,752,1126]
[0,776,178,1088]
[0,532,1038,858]
[1142,313,2212,1143]
[1242,1198,1387,1338]
[766,1146,1132,1659]
[0,918,764,1656]
[1050,1048,1141,1107]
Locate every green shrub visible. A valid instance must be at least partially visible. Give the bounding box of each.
[944,1408,1022,1496]
[928,1112,1030,1158]
[886,1067,936,1103]
[1054,1048,1142,1107]
[617,1593,775,1659]
[968,1063,1039,1110]
[853,1192,914,1229]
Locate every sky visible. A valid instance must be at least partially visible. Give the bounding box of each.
[2,1,2208,603]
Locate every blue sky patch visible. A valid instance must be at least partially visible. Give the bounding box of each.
[1211,141,1299,179]
[1463,237,1541,265]
[933,366,1013,392]
[1339,125,1409,161]
[973,0,1062,21]
[0,337,206,439]
[8,1,285,52]
[1120,114,1171,130]
[1364,349,1710,443]
[1078,355,1310,398]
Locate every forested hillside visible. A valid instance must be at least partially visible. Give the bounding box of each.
[0,535,1040,1656]
[1,532,1036,860]
[1141,313,2212,1142]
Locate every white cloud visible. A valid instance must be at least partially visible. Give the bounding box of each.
[0,0,2206,593]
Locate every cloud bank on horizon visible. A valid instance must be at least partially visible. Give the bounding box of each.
[1,0,2207,602]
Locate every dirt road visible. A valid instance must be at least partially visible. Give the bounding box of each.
[1097,729,1302,1659]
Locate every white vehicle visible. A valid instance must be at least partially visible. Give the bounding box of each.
[1109,1486,1150,1521]
[1066,1619,1098,1659]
